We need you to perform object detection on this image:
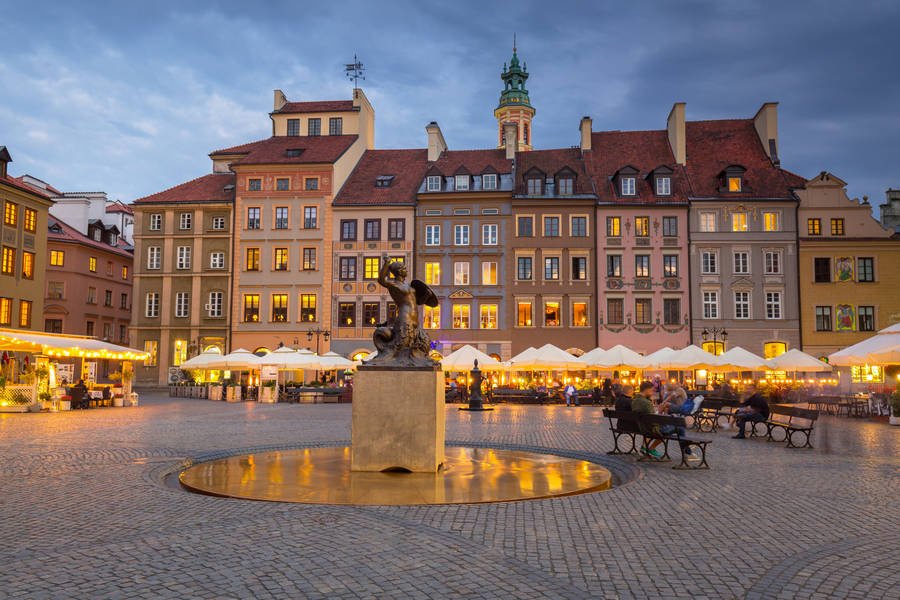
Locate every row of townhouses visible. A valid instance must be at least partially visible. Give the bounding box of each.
[128,49,900,385]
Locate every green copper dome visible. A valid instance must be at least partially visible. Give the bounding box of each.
[498,49,532,110]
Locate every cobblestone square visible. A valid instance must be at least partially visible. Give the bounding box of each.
[1,393,898,599]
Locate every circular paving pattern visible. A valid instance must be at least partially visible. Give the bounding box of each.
[179,445,613,505]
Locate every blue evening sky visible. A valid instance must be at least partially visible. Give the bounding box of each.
[1,0,897,208]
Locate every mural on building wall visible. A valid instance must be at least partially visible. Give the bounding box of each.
[836,304,855,331]
[835,257,854,282]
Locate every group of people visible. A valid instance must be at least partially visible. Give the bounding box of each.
[613,380,772,456]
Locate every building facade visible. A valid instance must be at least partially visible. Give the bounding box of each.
[683,103,805,358]
[331,148,425,359]
[0,147,53,331]
[583,116,691,353]
[223,88,374,353]
[797,172,900,358]
[881,188,900,233]
[131,174,235,385]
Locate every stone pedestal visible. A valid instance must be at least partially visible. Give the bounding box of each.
[351,365,445,473]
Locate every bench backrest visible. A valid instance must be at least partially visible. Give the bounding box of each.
[699,398,724,411]
[770,405,819,421]
[638,413,687,430]
[603,408,638,431]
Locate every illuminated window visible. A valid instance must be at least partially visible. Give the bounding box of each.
[143,340,158,367]
[851,364,883,383]
[48,282,64,299]
[22,251,34,279]
[454,262,469,285]
[50,250,64,266]
[173,340,187,366]
[606,216,621,237]
[607,298,624,324]
[24,208,36,233]
[807,218,821,235]
[517,301,533,326]
[481,262,497,285]
[89,256,97,272]
[0,297,10,325]
[831,218,844,235]
[243,294,260,322]
[572,302,587,327]
[122,265,128,279]
[300,294,317,322]
[425,262,441,285]
[18,300,31,328]
[544,301,561,326]
[363,257,379,280]
[271,294,288,322]
[731,213,747,232]
[764,342,787,360]
[480,304,498,329]
[246,248,260,271]
[423,305,440,329]
[274,248,288,271]
[452,304,470,329]
[635,216,650,237]
[728,177,742,192]
[4,202,16,226]
[703,341,726,356]
[339,302,355,327]
[763,212,779,231]
[363,302,380,326]
[2,247,15,275]
[635,298,652,324]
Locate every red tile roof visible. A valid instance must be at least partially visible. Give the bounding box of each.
[427,149,512,176]
[105,201,133,215]
[274,100,355,114]
[48,216,134,258]
[334,149,428,206]
[13,176,63,196]
[514,148,593,196]
[134,173,234,205]
[684,119,799,199]
[586,129,690,205]
[0,174,51,200]
[209,135,358,165]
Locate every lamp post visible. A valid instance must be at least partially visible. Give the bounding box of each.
[305,328,330,382]
[701,327,728,355]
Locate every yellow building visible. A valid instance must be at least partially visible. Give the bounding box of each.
[0,147,53,331]
[797,172,900,360]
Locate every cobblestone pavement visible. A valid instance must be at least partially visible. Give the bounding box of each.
[1,393,899,599]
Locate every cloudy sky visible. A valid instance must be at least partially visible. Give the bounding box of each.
[1,0,897,207]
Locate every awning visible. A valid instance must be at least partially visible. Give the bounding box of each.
[0,328,148,360]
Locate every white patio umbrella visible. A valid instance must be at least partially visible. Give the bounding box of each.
[663,345,723,370]
[179,349,224,370]
[259,346,319,370]
[829,323,900,366]
[508,346,538,366]
[769,349,832,372]
[316,351,355,371]
[203,348,264,370]
[440,345,505,371]
[526,344,583,369]
[576,347,606,366]
[640,347,677,370]
[586,344,648,370]
[715,346,771,371]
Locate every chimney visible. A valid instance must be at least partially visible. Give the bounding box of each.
[666,103,686,165]
[502,122,518,160]
[0,146,10,179]
[753,102,779,165]
[426,121,447,162]
[579,116,592,152]
[273,89,288,112]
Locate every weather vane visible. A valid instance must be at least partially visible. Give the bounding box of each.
[345,54,365,89]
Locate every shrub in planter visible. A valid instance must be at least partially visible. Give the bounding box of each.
[890,391,900,418]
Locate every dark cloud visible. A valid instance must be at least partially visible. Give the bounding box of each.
[0,0,896,205]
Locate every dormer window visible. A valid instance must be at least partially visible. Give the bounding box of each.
[728,177,741,192]
[92,228,102,242]
[375,175,394,188]
[108,233,118,246]
[482,174,497,190]
[558,177,573,195]
[720,165,747,193]
[455,174,469,191]
[621,177,636,196]
[656,176,671,195]
[426,175,441,191]
[286,149,303,158]
[527,178,541,195]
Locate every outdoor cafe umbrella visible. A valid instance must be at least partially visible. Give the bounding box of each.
[715,346,771,371]
[179,349,224,370]
[527,344,583,370]
[508,346,538,367]
[585,344,648,370]
[768,349,832,372]
[259,346,319,371]
[660,345,723,370]
[316,351,355,371]
[202,348,264,370]
[640,347,677,370]
[829,323,900,366]
[440,345,504,371]
[576,347,606,367]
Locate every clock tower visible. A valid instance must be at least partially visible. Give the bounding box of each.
[494,41,535,151]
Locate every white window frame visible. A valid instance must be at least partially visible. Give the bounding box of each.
[482,174,497,190]
[426,176,441,192]
[482,262,497,285]
[656,176,671,195]
[764,250,782,275]
[734,291,750,320]
[479,304,498,329]
[425,225,441,246]
[703,291,719,319]
[149,214,161,231]
[731,212,748,232]
[145,292,159,318]
[179,213,192,230]
[621,177,636,196]
[176,246,191,270]
[766,291,783,319]
[454,175,469,191]
[207,292,223,317]
[210,252,225,269]
[701,250,718,274]
[454,224,469,246]
[454,262,470,285]
[482,224,498,246]
[763,211,780,232]
[147,246,161,270]
[212,216,225,230]
[733,251,749,274]
[699,212,717,232]
[175,292,189,318]
[452,304,470,329]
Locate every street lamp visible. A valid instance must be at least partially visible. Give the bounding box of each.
[305,328,330,355]
[701,327,728,355]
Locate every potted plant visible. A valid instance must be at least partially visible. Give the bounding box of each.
[39,390,52,411]
[890,391,900,426]
[225,379,241,403]
[260,380,277,403]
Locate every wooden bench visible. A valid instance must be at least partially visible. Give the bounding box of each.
[764,405,819,449]
[635,413,712,469]
[602,408,639,455]
[491,388,550,404]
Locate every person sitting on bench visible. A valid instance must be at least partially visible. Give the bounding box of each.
[732,386,770,439]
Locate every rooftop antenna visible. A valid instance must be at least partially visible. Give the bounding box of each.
[345,54,365,90]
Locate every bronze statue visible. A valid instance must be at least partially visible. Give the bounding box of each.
[368,257,439,368]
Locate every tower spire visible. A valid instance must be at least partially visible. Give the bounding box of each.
[494,42,535,151]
